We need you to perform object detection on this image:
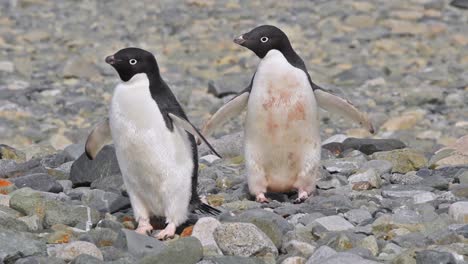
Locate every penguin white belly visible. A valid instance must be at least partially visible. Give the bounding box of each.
[109,73,193,225]
[245,50,321,193]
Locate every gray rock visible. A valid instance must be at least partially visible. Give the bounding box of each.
[14,256,66,264]
[96,219,124,232]
[281,256,307,264]
[57,180,73,193]
[310,252,380,264]
[382,185,433,199]
[70,145,122,187]
[344,209,373,225]
[298,213,326,226]
[283,240,316,258]
[100,246,135,262]
[413,192,437,204]
[198,256,266,264]
[448,202,468,223]
[54,241,103,261]
[9,188,99,228]
[192,217,223,256]
[121,229,166,258]
[451,0,468,9]
[70,254,104,264]
[0,229,47,264]
[341,138,406,155]
[390,172,423,185]
[370,149,427,174]
[10,173,63,193]
[229,209,293,248]
[207,74,250,98]
[18,214,42,232]
[348,168,382,188]
[0,210,30,232]
[199,132,243,158]
[81,189,130,213]
[322,156,367,175]
[306,245,336,264]
[79,228,126,249]
[64,143,85,160]
[214,222,278,259]
[360,160,393,175]
[138,237,203,264]
[314,215,354,231]
[415,250,457,264]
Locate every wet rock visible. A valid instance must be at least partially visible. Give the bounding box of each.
[214,222,278,260]
[10,173,63,193]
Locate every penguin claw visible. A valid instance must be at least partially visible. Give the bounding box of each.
[154,223,176,240]
[255,193,269,203]
[293,190,310,204]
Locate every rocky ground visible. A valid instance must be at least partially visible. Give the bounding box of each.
[0,0,468,263]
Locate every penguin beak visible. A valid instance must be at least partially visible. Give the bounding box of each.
[105,55,116,65]
[233,35,246,45]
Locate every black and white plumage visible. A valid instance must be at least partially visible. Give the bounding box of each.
[85,48,220,239]
[201,25,374,203]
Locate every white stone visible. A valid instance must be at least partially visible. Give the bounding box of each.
[449,202,468,223]
[282,256,307,264]
[0,194,10,207]
[200,154,221,164]
[413,192,436,204]
[191,217,222,256]
[322,134,348,145]
[314,215,354,231]
[0,61,14,72]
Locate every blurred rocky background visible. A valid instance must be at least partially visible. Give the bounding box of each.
[0,0,467,264]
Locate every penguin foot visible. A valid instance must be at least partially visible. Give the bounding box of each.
[293,190,309,204]
[154,223,176,240]
[135,219,153,235]
[255,193,269,203]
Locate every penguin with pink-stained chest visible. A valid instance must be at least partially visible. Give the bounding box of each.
[85,47,221,240]
[201,25,374,203]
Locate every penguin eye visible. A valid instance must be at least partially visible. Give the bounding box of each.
[260,37,269,43]
[129,59,137,65]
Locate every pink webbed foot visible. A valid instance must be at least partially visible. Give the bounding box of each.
[154,222,177,240]
[294,189,311,204]
[255,192,270,203]
[135,218,153,235]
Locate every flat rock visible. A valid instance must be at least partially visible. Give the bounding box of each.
[138,237,203,264]
[121,229,166,258]
[306,245,337,264]
[415,250,457,264]
[10,173,63,193]
[81,189,130,213]
[344,209,373,225]
[314,215,354,231]
[214,222,278,259]
[341,138,406,155]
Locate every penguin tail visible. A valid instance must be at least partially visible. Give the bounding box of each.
[194,203,221,216]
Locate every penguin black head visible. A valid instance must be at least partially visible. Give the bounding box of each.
[234,25,292,58]
[105,48,159,82]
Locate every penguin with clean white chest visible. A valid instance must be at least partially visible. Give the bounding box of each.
[85,47,220,239]
[201,25,374,203]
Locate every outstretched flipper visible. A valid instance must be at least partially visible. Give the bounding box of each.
[85,118,112,160]
[314,89,375,134]
[201,91,250,139]
[168,113,222,158]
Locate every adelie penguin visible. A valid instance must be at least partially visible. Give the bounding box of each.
[85,47,221,239]
[201,25,374,203]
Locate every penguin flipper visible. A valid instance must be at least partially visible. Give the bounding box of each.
[168,113,222,158]
[85,118,112,160]
[314,89,375,134]
[201,91,250,139]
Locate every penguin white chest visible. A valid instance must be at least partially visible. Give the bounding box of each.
[245,50,321,192]
[108,73,193,221]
